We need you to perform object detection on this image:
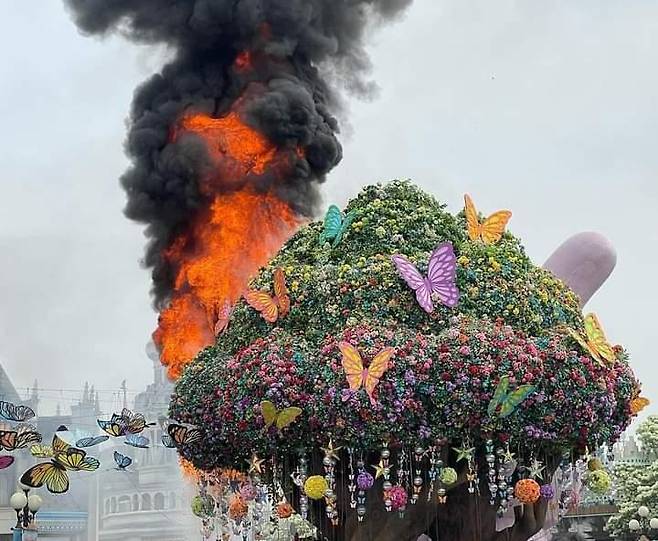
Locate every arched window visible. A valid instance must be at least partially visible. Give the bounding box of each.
[142,493,152,511]
[117,496,131,513]
[132,494,139,511]
[154,493,165,510]
[110,497,117,514]
[169,492,176,509]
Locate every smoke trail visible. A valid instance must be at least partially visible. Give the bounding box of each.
[65,0,412,307]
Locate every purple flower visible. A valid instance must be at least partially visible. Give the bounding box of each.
[357,472,374,490]
[540,484,555,500]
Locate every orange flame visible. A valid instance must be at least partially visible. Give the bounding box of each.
[155,111,301,379]
[234,51,253,72]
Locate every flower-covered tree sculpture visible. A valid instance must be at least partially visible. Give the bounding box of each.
[169,181,644,541]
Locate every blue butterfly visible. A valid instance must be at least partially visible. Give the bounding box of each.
[319,205,356,247]
[114,451,132,471]
[76,435,109,448]
[124,434,149,449]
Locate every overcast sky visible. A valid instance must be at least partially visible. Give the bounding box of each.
[1,1,656,427]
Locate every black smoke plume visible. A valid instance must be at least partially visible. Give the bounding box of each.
[64,0,413,308]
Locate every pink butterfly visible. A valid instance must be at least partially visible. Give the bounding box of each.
[0,455,14,470]
[391,242,460,313]
[214,301,233,336]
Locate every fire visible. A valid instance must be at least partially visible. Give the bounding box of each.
[234,51,253,72]
[155,111,302,379]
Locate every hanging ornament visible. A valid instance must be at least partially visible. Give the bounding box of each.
[485,439,497,506]
[304,476,329,500]
[348,447,357,509]
[412,445,425,504]
[515,479,541,504]
[322,438,340,526]
[427,445,438,503]
[383,479,393,512]
[356,455,371,523]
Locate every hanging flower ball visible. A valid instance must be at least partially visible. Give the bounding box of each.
[540,484,555,500]
[304,475,329,500]
[587,458,604,471]
[388,486,408,510]
[357,471,375,491]
[277,501,294,519]
[240,483,257,501]
[515,479,541,504]
[586,470,611,494]
[191,495,215,518]
[440,467,458,486]
[228,496,249,520]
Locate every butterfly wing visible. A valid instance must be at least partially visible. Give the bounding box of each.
[0,430,17,451]
[245,290,279,323]
[584,313,616,364]
[76,435,109,448]
[0,455,14,469]
[161,434,175,448]
[480,211,512,245]
[487,376,510,417]
[214,301,232,336]
[498,385,536,418]
[631,396,650,415]
[273,268,290,317]
[125,434,150,448]
[464,194,482,241]
[338,342,365,391]
[52,434,71,456]
[426,242,460,308]
[391,254,433,313]
[167,423,203,446]
[320,205,343,242]
[98,418,127,437]
[363,348,394,401]
[114,451,132,469]
[333,210,356,247]
[260,400,278,428]
[21,462,69,494]
[31,444,54,458]
[0,401,35,422]
[275,407,302,431]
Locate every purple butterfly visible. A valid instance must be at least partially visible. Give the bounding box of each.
[391,242,460,313]
[0,455,14,470]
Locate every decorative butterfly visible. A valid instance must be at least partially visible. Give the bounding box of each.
[117,408,155,435]
[166,423,204,447]
[0,401,35,422]
[245,268,290,323]
[630,396,650,415]
[20,435,99,494]
[76,435,109,448]
[97,418,127,437]
[161,434,175,448]
[391,242,460,313]
[338,342,395,404]
[114,451,133,471]
[125,434,150,449]
[260,400,302,431]
[487,376,536,419]
[0,427,42,451]
[214,301,233,336]
[568,313,616,366]
[30,444,54,458]
[319,205,356,247]
[0,455,14,470]
[464,194,512,244]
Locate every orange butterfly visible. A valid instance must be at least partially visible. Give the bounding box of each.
[338,342,394,403]
[245,268,290,323]
[630,396,650,415]
[464,194,512,244]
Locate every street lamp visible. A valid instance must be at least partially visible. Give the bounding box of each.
[10,487,41,539]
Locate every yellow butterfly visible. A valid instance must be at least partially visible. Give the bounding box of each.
[20,434,99,494]
[569,313,616,366]
[245,268,290,323]
[260,400,302,431]
[464,194,512,244]
[338,342,394,404]
[630,396,650,415]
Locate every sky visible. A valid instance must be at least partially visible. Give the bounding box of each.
[0,0,657,426]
